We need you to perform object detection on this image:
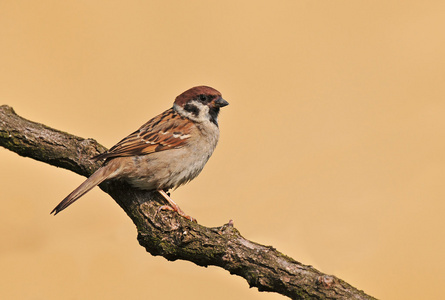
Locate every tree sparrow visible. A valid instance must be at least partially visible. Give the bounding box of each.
[51,86,229,222]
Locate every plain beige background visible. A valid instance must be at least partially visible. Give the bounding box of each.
[1,1,444,299]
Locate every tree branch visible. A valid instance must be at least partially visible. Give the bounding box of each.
[0,105,376,300]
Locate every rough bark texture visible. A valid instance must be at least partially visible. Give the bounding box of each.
[0,104,376,300]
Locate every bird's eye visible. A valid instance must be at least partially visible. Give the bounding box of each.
[199,94,207,102]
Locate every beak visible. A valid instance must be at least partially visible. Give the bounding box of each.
[214,97,229,107]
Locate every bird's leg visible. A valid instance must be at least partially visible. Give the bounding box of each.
[156,189,197,223]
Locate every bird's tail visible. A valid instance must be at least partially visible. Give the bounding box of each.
[51,164,118,215]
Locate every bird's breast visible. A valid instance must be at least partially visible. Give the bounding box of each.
[119,122,220,191]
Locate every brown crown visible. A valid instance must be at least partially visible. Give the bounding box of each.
[174,86,222,106]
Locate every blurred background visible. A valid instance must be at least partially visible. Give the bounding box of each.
[1,1,444,299]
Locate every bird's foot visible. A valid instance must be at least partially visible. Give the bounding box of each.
[155,190,197,223]
[155,205,197,223]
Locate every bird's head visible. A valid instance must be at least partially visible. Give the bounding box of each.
[173,86,229,126]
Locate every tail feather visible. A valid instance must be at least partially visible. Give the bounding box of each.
[51,164,117,215]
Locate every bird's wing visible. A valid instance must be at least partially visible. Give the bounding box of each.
[93,108,193,160]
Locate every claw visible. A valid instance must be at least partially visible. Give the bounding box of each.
[155,190,197,223]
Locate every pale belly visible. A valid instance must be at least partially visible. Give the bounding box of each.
[116,147,213,191]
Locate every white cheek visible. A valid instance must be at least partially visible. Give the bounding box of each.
[197,104,210,121]
[174,101,211,123]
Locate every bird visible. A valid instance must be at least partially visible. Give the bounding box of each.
[51,86,229,222]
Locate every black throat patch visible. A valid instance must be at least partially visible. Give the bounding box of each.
[208,106,220,126]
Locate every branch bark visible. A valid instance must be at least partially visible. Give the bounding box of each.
[0,105,376,300]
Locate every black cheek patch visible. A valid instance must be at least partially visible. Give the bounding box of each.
[184,103,200,116]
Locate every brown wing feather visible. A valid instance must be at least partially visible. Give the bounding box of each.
[93,108,193,160]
